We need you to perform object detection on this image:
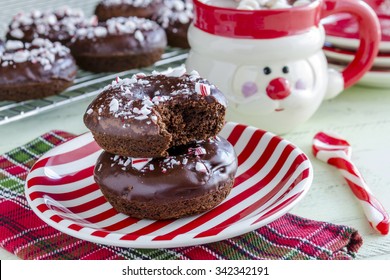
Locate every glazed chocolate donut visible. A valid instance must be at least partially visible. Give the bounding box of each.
[95,0,163,21]
[84,69,227,158]
[152,0,193,48]
[6,6,90,46]
[69,17,167,73]
[94,136,238,220]
[0,39,77,101]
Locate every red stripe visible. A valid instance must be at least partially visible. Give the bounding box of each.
[132,158,149,164]
[194,156,307,238]
[37,204,49,213]
[153,141,294,241]
[233,137,280,187]
[327,157,358,177]
[236,129,266,166]
[66,196,108,213]
[344,178,389,219]
[29,183,99,201]
[226,124,247,146]
[84,208,118,224]
[27,166,94,189]
[252,168,311,224]
[252,192,303,224]
[91,230,110,238]
[314,132,350,147]
[376,221,390,235]
[50,215,63,223]
[31,140,100,171]
[101,216,139,231]
[120,220,174,241]
[68,224,83,231]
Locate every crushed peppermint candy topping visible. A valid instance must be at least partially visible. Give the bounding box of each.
[7,6,89,41]
[131,158,152,171]
[195,162,208,173]
[73,17,156,42]
[100,0,156,7]
[0,39,71,67]
[153,0,193,28]
[188,146,207,156]
[111,155,152,171]
[109,98,119,113]
[91,67,219,126]
[163,65,187,77]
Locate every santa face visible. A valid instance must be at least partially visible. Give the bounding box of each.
[231,59,318,116]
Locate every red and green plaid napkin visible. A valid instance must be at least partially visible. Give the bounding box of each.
[0,131,362,260]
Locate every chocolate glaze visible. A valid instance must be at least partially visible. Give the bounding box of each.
[70,18,167,56]
[0,39,77,86]
[94,136,238,202]
[83,71,227,139]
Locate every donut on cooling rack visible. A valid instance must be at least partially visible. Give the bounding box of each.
[83,68,227,158]
[152,0,193,49]
[6,6,90,46]
[69,16,167,73]
[0,39,77,101]
[94,136,238,220]
[95,0,163,21]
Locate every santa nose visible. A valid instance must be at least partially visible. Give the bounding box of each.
[266,78,291,100]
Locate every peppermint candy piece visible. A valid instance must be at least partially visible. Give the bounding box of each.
[188,146,207,156]
[195,82,211,96]
[132,158,152,171]
[195,161,207,173]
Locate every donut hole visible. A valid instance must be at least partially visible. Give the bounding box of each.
[158,99,226,147]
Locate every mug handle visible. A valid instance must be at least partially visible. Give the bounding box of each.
[321,0,380,90]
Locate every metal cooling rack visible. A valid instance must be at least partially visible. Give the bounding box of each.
[0,0,190,126]
[0,48,189,125]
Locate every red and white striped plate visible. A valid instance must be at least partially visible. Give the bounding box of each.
[25,122,313,248]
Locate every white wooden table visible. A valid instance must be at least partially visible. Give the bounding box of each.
[0,84,389,260]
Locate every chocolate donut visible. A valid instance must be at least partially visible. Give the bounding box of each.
[0,39,77,101]
[69,17,167,73]
[152,0,193,48]
[6,6,90,46]
[84,69,227,158]
[95,0,163,21]
[94,136,237,220]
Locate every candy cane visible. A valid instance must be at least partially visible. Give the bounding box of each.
[313,131,389,235]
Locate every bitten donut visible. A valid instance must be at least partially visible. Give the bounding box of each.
[152,0,193,48]
[69,17,167,73]
[95,0,163,21]
[6,6,90,46]
[84,69,227,158]
[94,136,238,220]
[0,39,77,101]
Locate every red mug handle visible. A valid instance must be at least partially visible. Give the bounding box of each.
[321,0,381,89]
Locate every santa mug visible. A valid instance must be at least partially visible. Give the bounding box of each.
[186,0,380,134]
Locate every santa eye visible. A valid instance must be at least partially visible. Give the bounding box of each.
[263,67,272,75]
[282,66,289,74]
